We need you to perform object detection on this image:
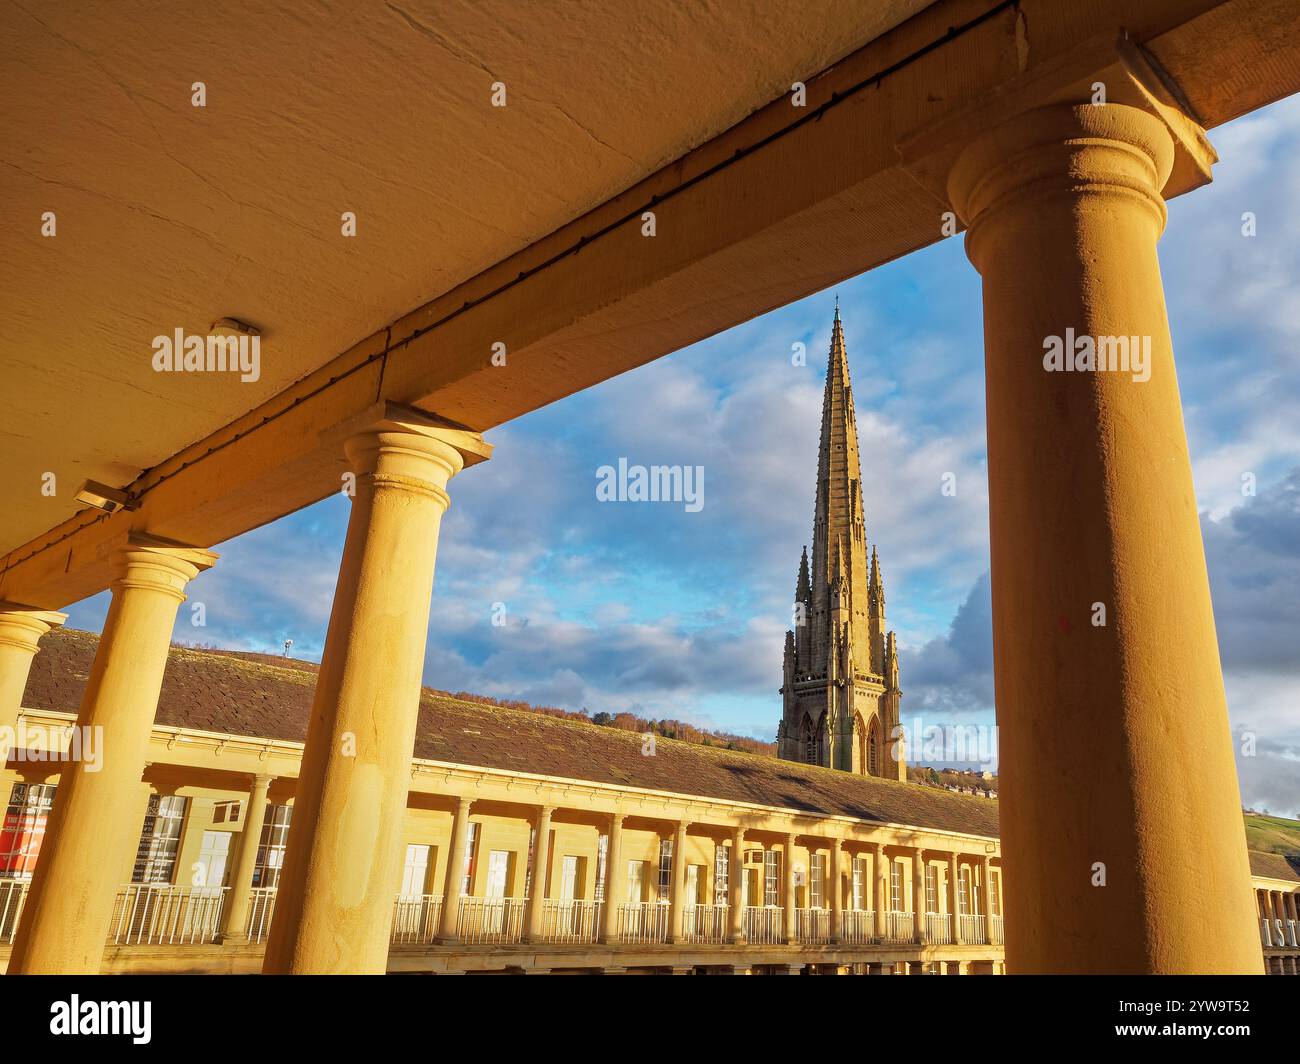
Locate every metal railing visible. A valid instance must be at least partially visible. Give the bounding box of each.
[681,903,728,944]
[392,893,443,944]
[535,899,602,944]
[110,884,227,945]
[925,912,953,945]
[989,913,1005,945]
[959,913,986,944]
[797,907,830,944]
[455,896,527,944]
[840,908,875,945]
[246,887,277,943]
[0,878,29,944]
[882,910,915,943]
[616,901,670,944]
[743,905,784,944]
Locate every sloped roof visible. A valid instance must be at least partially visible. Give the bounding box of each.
[20,628,1004,836]
[1250,850,1300,884]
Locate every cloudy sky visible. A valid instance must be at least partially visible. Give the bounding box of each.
[65,96,1300,817]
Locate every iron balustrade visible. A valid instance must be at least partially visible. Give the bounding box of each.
[535,899,602,944]
[681,903,728,944]
[456,896,527,944]
[392,893,443,944]
[246,887,277,943]
[840,908,875,945]
[616,901,670,944]
[110,884,227,945]
[959,913,986,943]
[989,914,1005,945]
[796,907,830,944]
[924,913,953,945]
[0,878,28,944]
[743,905,784,944]
[882,910,915,943]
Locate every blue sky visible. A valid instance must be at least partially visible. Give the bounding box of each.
[64,96,1300,817]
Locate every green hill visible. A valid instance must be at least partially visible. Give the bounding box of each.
[1245,813,1300,855]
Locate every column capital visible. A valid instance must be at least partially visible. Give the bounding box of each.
[0,601,67,653]
[949,103,1176,270]
[330,402,491,494]
[111,533,218,601]
[249,773,276,791]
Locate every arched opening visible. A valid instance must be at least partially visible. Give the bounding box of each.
[800,715,814,764]
[867,717,880,777]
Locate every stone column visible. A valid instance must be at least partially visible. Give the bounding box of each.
[599,813,625,943]
[948,102,1261,974]
[873,843,888,938]
[438,796,473,942]
[783,831,797,944]
[0,602,66,755]
[980,854,993,943]
[829,837,843,944]
[912,849,927,944]
[8,535,215,973]
[669,820,689,943]
[728,825,746,944]
[262,406,489,974]
[218,774,275,943]
[949,853,963,945]
[523,805,554,942]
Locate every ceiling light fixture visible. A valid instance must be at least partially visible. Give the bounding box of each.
[74,479,138,514]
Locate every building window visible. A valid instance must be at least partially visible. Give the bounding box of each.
[890,861,903,912]
[594,834,608,903]
[763,849,780,907]
[0,782,56,879]
[714,842,729,906]
[810,852,826,909]
[212,800,241,825]
[925,865,938,914]
[990,870,1001,916]
[657,839,673,903]
[459,822,479,896]
[958,866,971,915]
[852,857,867,910]
[869,726,879,775]
[252,804,291,888]
[132,795,188,884]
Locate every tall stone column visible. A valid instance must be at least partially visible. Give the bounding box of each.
[912,849,927,944]
[0,603,66,755]
[439,796,473,942]
[728,825,746,944]
[949,853,962,945]
[523,805,554,942]
[948,103,1261,974]
[980,854,993,942]
[783,831,797,944]
[218,774,275,943]
[599,813,625,943]
[263,406,490,975]
[829,837,843,944]
[873,843,888,938]
[8,534,216,974]
[669,820,689,943]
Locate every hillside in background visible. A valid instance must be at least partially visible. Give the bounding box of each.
[1245,813,1300,855]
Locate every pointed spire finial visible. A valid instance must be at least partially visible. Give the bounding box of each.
[833,294,840,322]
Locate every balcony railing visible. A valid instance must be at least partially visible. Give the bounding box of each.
[959,913,987,944]
[246,887,277,943]
[989,914,1005,945]
[615,901,670,944]
[392,893,443,944]
[455,896,526,945]
[534,899,602,944]
[924,913,953,945]
[681,903,728,944]
[743,905,784,944]
[840,908,875,945]
[882,910,915,944]
[110,884,227,945]
[0,878,29,944]
[797,907,830,944]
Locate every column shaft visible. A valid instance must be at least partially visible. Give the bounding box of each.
[263,409,489,974]
[439,797,473,942]
[949,854,963,945]
[218,774,275,942]
[8,537,215,973]
[948,103,1261,973]
[913,850,926,944]
[784,832,797,944]
[669,820,689,943]
[830,838,843,944]
[874,844,888,938]
[523,806,553,941]
[0,603,66,755]
[599,814,624,943]
[729,826,746,944]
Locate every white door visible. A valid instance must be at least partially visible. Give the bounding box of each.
[485,850,509,933]
[195,831,231,887]
[626,860,645,933]
[559,856,578,900]
[400,844,430,897]
[683,864,700,935]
